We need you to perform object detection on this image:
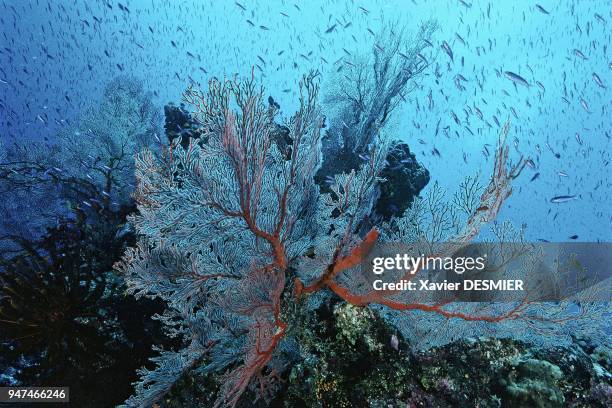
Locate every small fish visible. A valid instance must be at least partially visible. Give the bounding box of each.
[324,24,337,34]
[594,13,606,25]
[455,33,466,46]
[575,132,583,145]
[504,71,530,87]
[592,73,606,88]
[569,235,578,240]
[573,49,588,60]
[557,171,568,177]
[235,1,246,11]
[535,4,550,14]
[579,97,590,113]
[530,172,540,181]
[441,41,453,62]
[117,2,130,13]
[550,195,577,203]
[390,334,399,351]
[450,111,460,125]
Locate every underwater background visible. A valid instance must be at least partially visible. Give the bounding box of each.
[1,0,610,242]
[1,1,611,407]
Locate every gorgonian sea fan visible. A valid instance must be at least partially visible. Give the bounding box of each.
[116,70,592,407]
[117,72,328,407]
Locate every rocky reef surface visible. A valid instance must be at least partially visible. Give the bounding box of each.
[162,302,611,407]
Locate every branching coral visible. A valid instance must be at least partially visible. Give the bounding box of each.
[0,76,161,241]
[294,122,528,314]
[316,21,436,221]
[114,63,583,406]
[117,71,326,407]
[324,20,437,154]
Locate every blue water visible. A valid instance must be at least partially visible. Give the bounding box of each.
[1,0,610,242]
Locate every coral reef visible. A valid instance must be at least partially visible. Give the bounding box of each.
[117,62,593,406]
[281,302,412,407]
[0,76,161,241]
[501,358,565,407]
[314,138,430,221]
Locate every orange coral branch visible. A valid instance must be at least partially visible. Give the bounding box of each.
[296,228,379,297]
[296,121,533,325]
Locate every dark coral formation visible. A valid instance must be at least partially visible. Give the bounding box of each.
[164,103,200,147]
[281,302,412,407]
[315,135,430,221]
[164,101,295,161]
[375,141,430,220]
[0,210,170,407]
